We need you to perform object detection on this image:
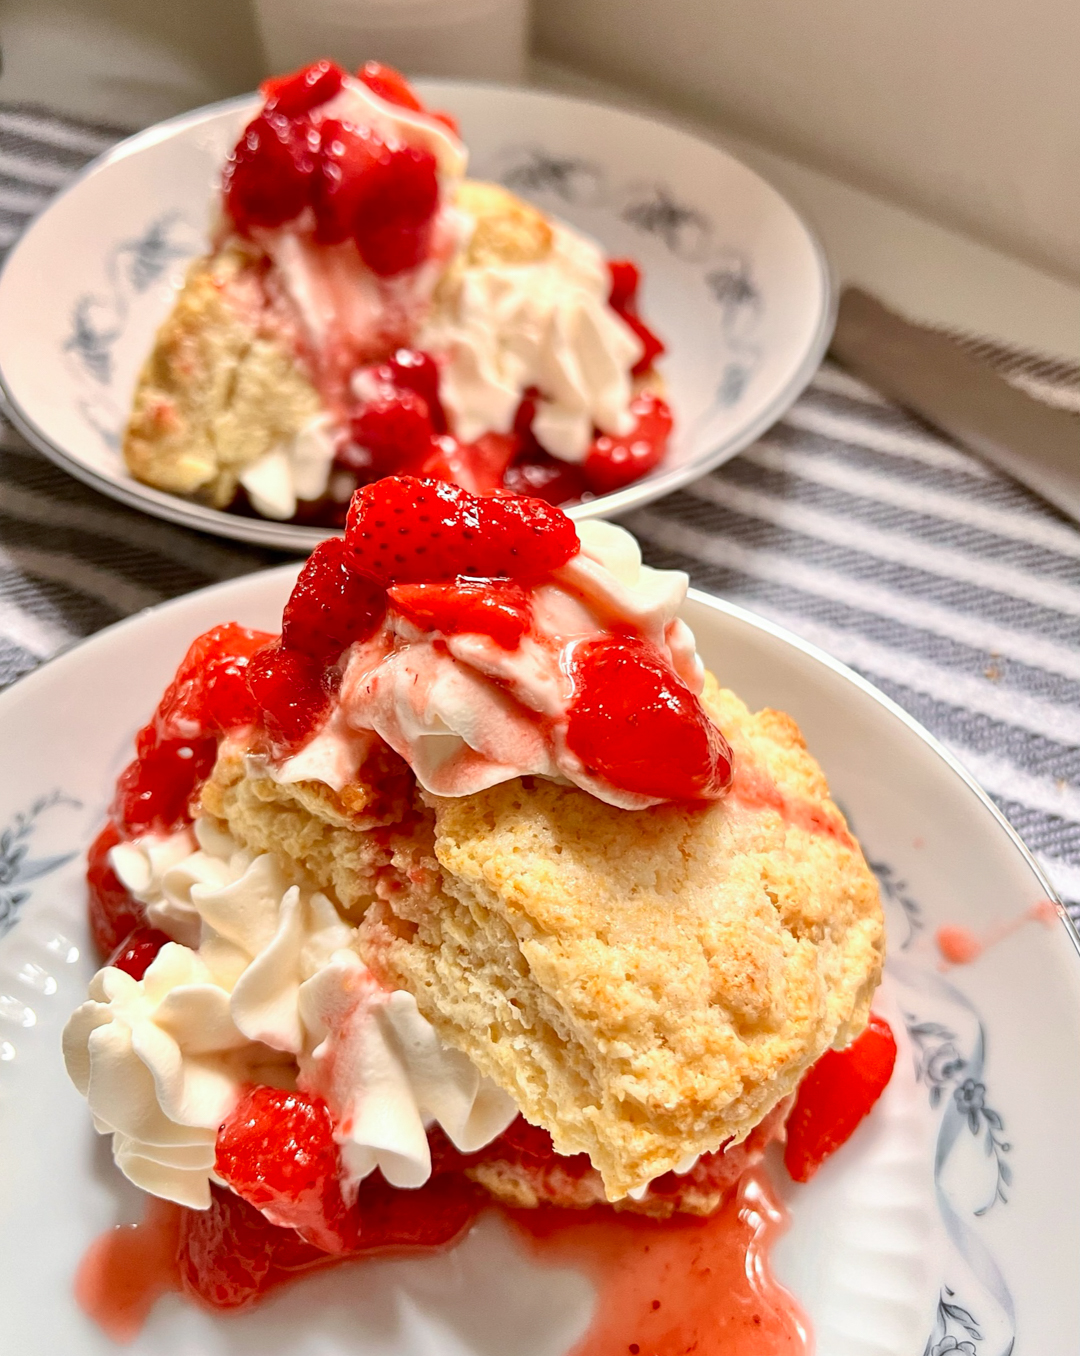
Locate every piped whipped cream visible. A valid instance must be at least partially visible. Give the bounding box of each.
[63,818,516,1209]
[274,520,704,810]
[419,223,643,461]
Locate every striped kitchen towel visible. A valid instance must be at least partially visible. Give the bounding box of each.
[1,103,1079,918]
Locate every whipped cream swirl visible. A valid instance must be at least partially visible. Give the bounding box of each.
[276,520,704,809]
[63,819,516,1209]
[420,223,643,461]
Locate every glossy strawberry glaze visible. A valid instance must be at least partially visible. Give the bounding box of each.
[510,1169,809,1356]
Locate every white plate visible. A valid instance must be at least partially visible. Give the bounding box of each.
[2,573,1077,1355]
[0,82,832,552]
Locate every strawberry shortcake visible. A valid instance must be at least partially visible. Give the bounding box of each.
[124,61,670,526]
[64,477,892,1340]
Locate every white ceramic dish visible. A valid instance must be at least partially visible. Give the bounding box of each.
[0,82,832,552]
[1,572,1077,1354]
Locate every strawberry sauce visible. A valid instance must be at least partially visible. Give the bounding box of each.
[75,1197,183,1342]
[731,763,854,847]
[510,1169,809,1356]
[936,897,1061,968]
[76,1172,808,1352]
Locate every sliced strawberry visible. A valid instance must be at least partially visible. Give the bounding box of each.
[106,926,171,981]
[608,258,640,313]
[350,385,436,474]
[349,1171,478,1252]
[245,640,333,752]
[356,60,424,112]
[503,453,588,505]
[583,391,672,496]
[87,822,144,959]
[155,623,271,738]
[566,636,734,801]
[216,1086,349,1254]
[261,59,345,117]
[352,145,439,277]
[223,112,319,232]
[282,537,386,663]
[783,1014,898,1183]
[177,1183,330,1311]
[112,735,218,836]
[419,431,518,496]
[386,349,446,433]
[178,1171,479,1312]
[606,257,666,376]
[312,118,385,245]
[389,579,531,648]
[345,476,579,584]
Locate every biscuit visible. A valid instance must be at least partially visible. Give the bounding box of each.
[455,180,554,266]
[202,674,883,1201]
[123,244,321,508]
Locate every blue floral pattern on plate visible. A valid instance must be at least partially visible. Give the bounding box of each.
[0,791,82,940]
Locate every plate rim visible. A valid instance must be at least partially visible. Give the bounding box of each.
[0,82,834,554]
[1,562,1071,965]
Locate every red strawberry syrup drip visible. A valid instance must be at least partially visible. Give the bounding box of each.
[607,258,666,376]
[935,898,1060,969]
[510,1170,809,1356]
[75,1195,183,1342]
[730,761,855,848]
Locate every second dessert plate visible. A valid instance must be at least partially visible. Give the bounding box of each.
[0,82,832,551]
[0,570,1078,1353]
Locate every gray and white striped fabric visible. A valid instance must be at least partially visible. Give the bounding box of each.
[2,103,1079,919]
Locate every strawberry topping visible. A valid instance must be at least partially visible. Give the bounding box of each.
[282,536,386,663]
[607,258,666,375]
[566,636,734,802]
[344,476,579,583]
[222,112,319,231]
[783,1014,898,1183]
[87,822,144,959]
[389,579,531,648]
[106,927,171,981]
[312,119,385,245]
[178,1172,479,1311]
[419,431,519,495]
[356,61,424,112]
[583,391,673,495]
[385,349,446,432]
[216,1087,352,1254]
[349,383,436,474]
[245,640,334,753]
[261,59,345,117]
[351,144,439,277]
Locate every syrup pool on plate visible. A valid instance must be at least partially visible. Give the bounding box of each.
[510,1169,809,1356]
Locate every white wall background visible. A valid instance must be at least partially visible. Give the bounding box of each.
[535,0,1080,284]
